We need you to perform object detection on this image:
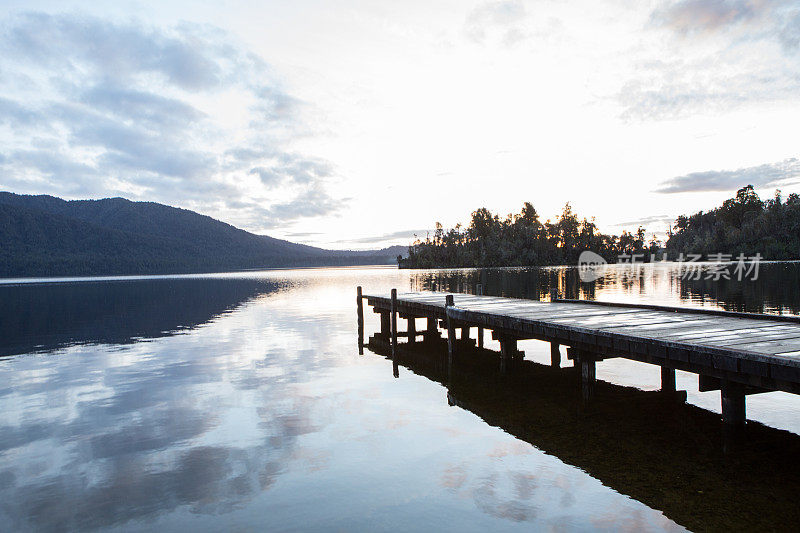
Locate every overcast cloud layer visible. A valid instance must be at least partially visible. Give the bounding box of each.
[0,1,799,246]
[0,12,344,232]
[621,0,800,120]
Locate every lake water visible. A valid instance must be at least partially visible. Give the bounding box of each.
[3,263,800,531]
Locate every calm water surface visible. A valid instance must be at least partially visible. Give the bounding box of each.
[3,263,800,531]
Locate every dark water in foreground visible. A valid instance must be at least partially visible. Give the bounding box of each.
[2,263,800,531]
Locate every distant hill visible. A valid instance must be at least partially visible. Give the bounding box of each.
[0,192,405,277]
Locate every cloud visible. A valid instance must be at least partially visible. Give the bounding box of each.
[655,157,800,193]
[619,0,800,120]
[612,215,675,227]
[616,62,796,120]
[651,0,761,35]
[246,186,346,230]
[0,97,44,128]
[248,153,334,187]
[3,12,225,91]
[345,228,432,245]
[0,12,342,230]
[465,0,528,45]
[780,10,800,50]
[80,83,205,130]
[265,186,344,220]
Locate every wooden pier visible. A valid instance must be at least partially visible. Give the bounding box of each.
[358,289,800,427]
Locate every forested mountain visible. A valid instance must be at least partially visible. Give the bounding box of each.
[0,192,402,277]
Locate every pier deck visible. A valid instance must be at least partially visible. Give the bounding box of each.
[359,290,800,427]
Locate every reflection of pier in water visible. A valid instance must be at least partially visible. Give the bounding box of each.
[364,333,800,532]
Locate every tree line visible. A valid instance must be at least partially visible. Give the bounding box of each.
[399,202,657,268]
[664,185,800,259]
[398,185,799,268]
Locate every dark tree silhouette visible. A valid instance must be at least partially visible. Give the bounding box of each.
[399,202,651,268]
[400,185,800,269]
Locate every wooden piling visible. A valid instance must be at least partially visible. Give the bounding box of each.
[579,351,596,403]
[499,335,519,373]
[550,342,560,368]
[500,336,517,358]
[476,281,484,347]
[445,294,456,364]
[721,380,746,427]
[407,316,416,344]
[356,286,363,325]
[357,286,364,354]
[661,367,676,393]
[379,311,390,338]
[391,289,398,360]
[425,315,439,342]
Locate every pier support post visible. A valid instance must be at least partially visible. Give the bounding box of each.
[445,294,456,369]
[390,289,398,361]
[379,311,390,339]
[499,335,520,372]
[500,337,518,358]
[550,342,561,368]
[424,316,439,342]
[460,326,470,341]
[476,282,484,348]
[661,367,676,393]
[356,286,364,355]
[577,351,596,403]
[721,380,746,428]
[407,316,416,344]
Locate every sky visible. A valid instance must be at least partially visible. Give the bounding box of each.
[1,0,799,249]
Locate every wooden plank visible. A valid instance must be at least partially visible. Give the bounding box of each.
[657,327,800,346]
[604,320,796,342]
[723,337,800,356]
[685,329,800,347]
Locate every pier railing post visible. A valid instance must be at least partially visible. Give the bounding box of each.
[391,289,398,361]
